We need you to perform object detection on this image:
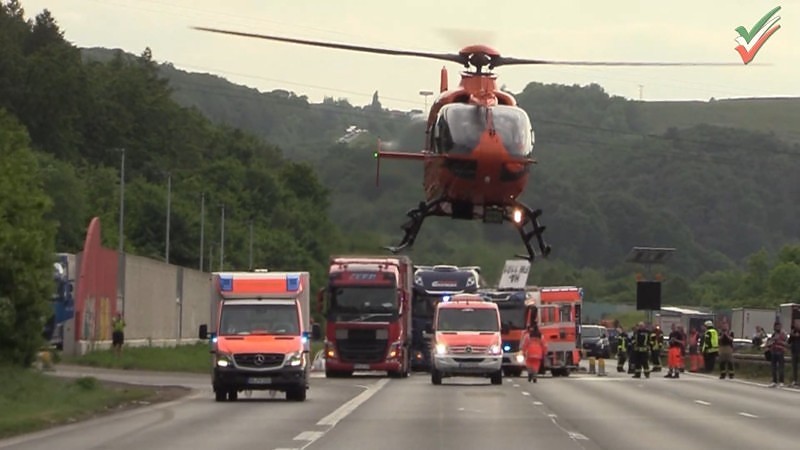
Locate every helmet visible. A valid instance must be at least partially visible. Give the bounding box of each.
[704,320,713,327]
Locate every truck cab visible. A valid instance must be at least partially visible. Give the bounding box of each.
[411,265,481,370]
[198,271,321,402]
[319,256,413,378]
[528,286,583,377]
[428,294,503,385]
[481,288,527,377]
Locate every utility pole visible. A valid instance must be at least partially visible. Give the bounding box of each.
[199,192,205,272]
[165,172,171,264]
[248,220,254,270]
[117,148,126,315]
[219,204,225,271]
[419,90,433,111]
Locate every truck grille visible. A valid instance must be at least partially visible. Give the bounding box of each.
[234,353,284,368]
[337,340,388,363]
[449,345,489,354]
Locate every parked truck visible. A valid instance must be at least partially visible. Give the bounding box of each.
[779,303,800,331]
[532,286,583,376]
[731,307,778,340]
[410,265,481,371]
[318,255,413,378]
[198,270,320,402]
[44,253,76,349]
[481,288,527,377]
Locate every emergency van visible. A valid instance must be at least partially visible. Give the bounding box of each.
[198,271,321,402]
[534,286,583,376]
[427,294,503,385]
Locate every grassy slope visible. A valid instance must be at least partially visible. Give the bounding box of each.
[0,367,152,438]
[638,98,800,143]
[64,342,326,373]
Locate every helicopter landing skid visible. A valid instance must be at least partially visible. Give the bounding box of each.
[384,199,444,254]
[508,203,551,262]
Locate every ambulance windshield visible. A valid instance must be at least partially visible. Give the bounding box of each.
[437,308,499,332]
[219,303,300,336]
[329,286,398,321]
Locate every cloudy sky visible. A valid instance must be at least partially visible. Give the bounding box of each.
[19,0,797,110]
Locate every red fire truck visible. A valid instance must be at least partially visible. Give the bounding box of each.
[525,286,583,376]
[318,255,413,378]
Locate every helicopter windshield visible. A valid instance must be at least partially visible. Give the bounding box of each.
[435,104,533,157]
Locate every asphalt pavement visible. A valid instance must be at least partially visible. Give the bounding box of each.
[2,362,799,450]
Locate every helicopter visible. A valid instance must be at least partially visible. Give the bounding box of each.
[192,26,737,261]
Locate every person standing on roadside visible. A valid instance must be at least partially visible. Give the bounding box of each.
[112,313,125,357]
[718,322,735,379]
[766,321,788,388]
[665,323,684,379]
[788,324,800,388]
[701,320,719,373]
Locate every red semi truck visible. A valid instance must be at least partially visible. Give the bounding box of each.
[318,255,413,378]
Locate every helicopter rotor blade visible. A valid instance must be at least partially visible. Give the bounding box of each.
[491,56,741,68]
[192,26,467,65]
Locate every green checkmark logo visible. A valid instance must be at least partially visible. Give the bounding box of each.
[735,6,781,42]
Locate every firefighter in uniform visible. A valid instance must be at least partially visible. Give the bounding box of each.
[632,322,651,379]
[702,320,719,373]
[627,325,636,374]
[665,323,684,378]
[616,327,628,372]
[650,325,664,372]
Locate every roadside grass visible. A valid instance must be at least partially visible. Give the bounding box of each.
[64,341,326,373]
[0,366,151,439]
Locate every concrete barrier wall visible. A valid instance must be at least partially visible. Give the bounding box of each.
[70,253,212,355]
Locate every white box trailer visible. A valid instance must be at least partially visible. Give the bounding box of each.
[779,303,800,331]
[731,308,778,339]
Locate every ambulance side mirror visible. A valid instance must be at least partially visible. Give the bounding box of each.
[198,324,208,340]
[311,323,322,341]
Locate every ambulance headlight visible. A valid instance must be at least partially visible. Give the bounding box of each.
[215,352,233,368]
[515,354,525,364]
[489,345,502,355]
[435,343,447,355]
[287,351,304,367]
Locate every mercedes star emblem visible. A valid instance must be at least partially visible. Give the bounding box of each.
[254,354,265,365]
[465,346,473,353]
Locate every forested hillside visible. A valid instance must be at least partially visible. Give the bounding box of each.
[3,2,798,312]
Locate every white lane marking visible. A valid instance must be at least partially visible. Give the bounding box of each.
[533,401,543,405]
[316,379,389,427]
[568,432,589,440]
[738,412,758,418]
[513,384,520,388]
[694,400,711,406]
[547,413,558,418]
[293,431,324,441]
[274,448,299,450]
[521,391,530,396]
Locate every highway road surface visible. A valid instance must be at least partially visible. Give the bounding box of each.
[2,364,799,450]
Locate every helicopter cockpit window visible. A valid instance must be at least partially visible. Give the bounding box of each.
[434,104,533,157]
[491,105,534,157]
[436,104,486,155]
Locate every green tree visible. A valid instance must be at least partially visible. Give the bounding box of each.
[0,109,56,366]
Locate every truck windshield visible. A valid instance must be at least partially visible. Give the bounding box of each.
[329,286,397,321]
[219,303,299,336]
[437,308,499,332]
[497,302,526,330]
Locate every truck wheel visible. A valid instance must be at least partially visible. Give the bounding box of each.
[286,386,307,402]
[431,369,442,385]
[214,390,226,402]
[490,371,503,385]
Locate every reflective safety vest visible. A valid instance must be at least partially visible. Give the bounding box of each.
[703,328,719,354]
[113,319,125,333]
[650,332,664,350]
[617,336,627,353]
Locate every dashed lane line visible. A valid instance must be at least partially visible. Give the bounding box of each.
[694,400,711,406]
[738,412,758,418]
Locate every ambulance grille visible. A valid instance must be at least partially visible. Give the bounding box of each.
[234,353,284,368]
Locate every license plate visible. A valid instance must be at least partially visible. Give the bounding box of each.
[354,364,370,370]
[248,377,272,385]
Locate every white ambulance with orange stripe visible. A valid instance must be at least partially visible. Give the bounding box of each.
[199,270,321,402]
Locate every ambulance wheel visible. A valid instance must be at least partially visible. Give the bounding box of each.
[214,390,226,402]
[431,368,442,385]
[227,390,238,401]
[490,371,503,385]
[286,386,307,402]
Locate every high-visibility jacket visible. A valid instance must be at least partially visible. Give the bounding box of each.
[702,328,719,354]
[650,332,664,350]
[617,335,627,353]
